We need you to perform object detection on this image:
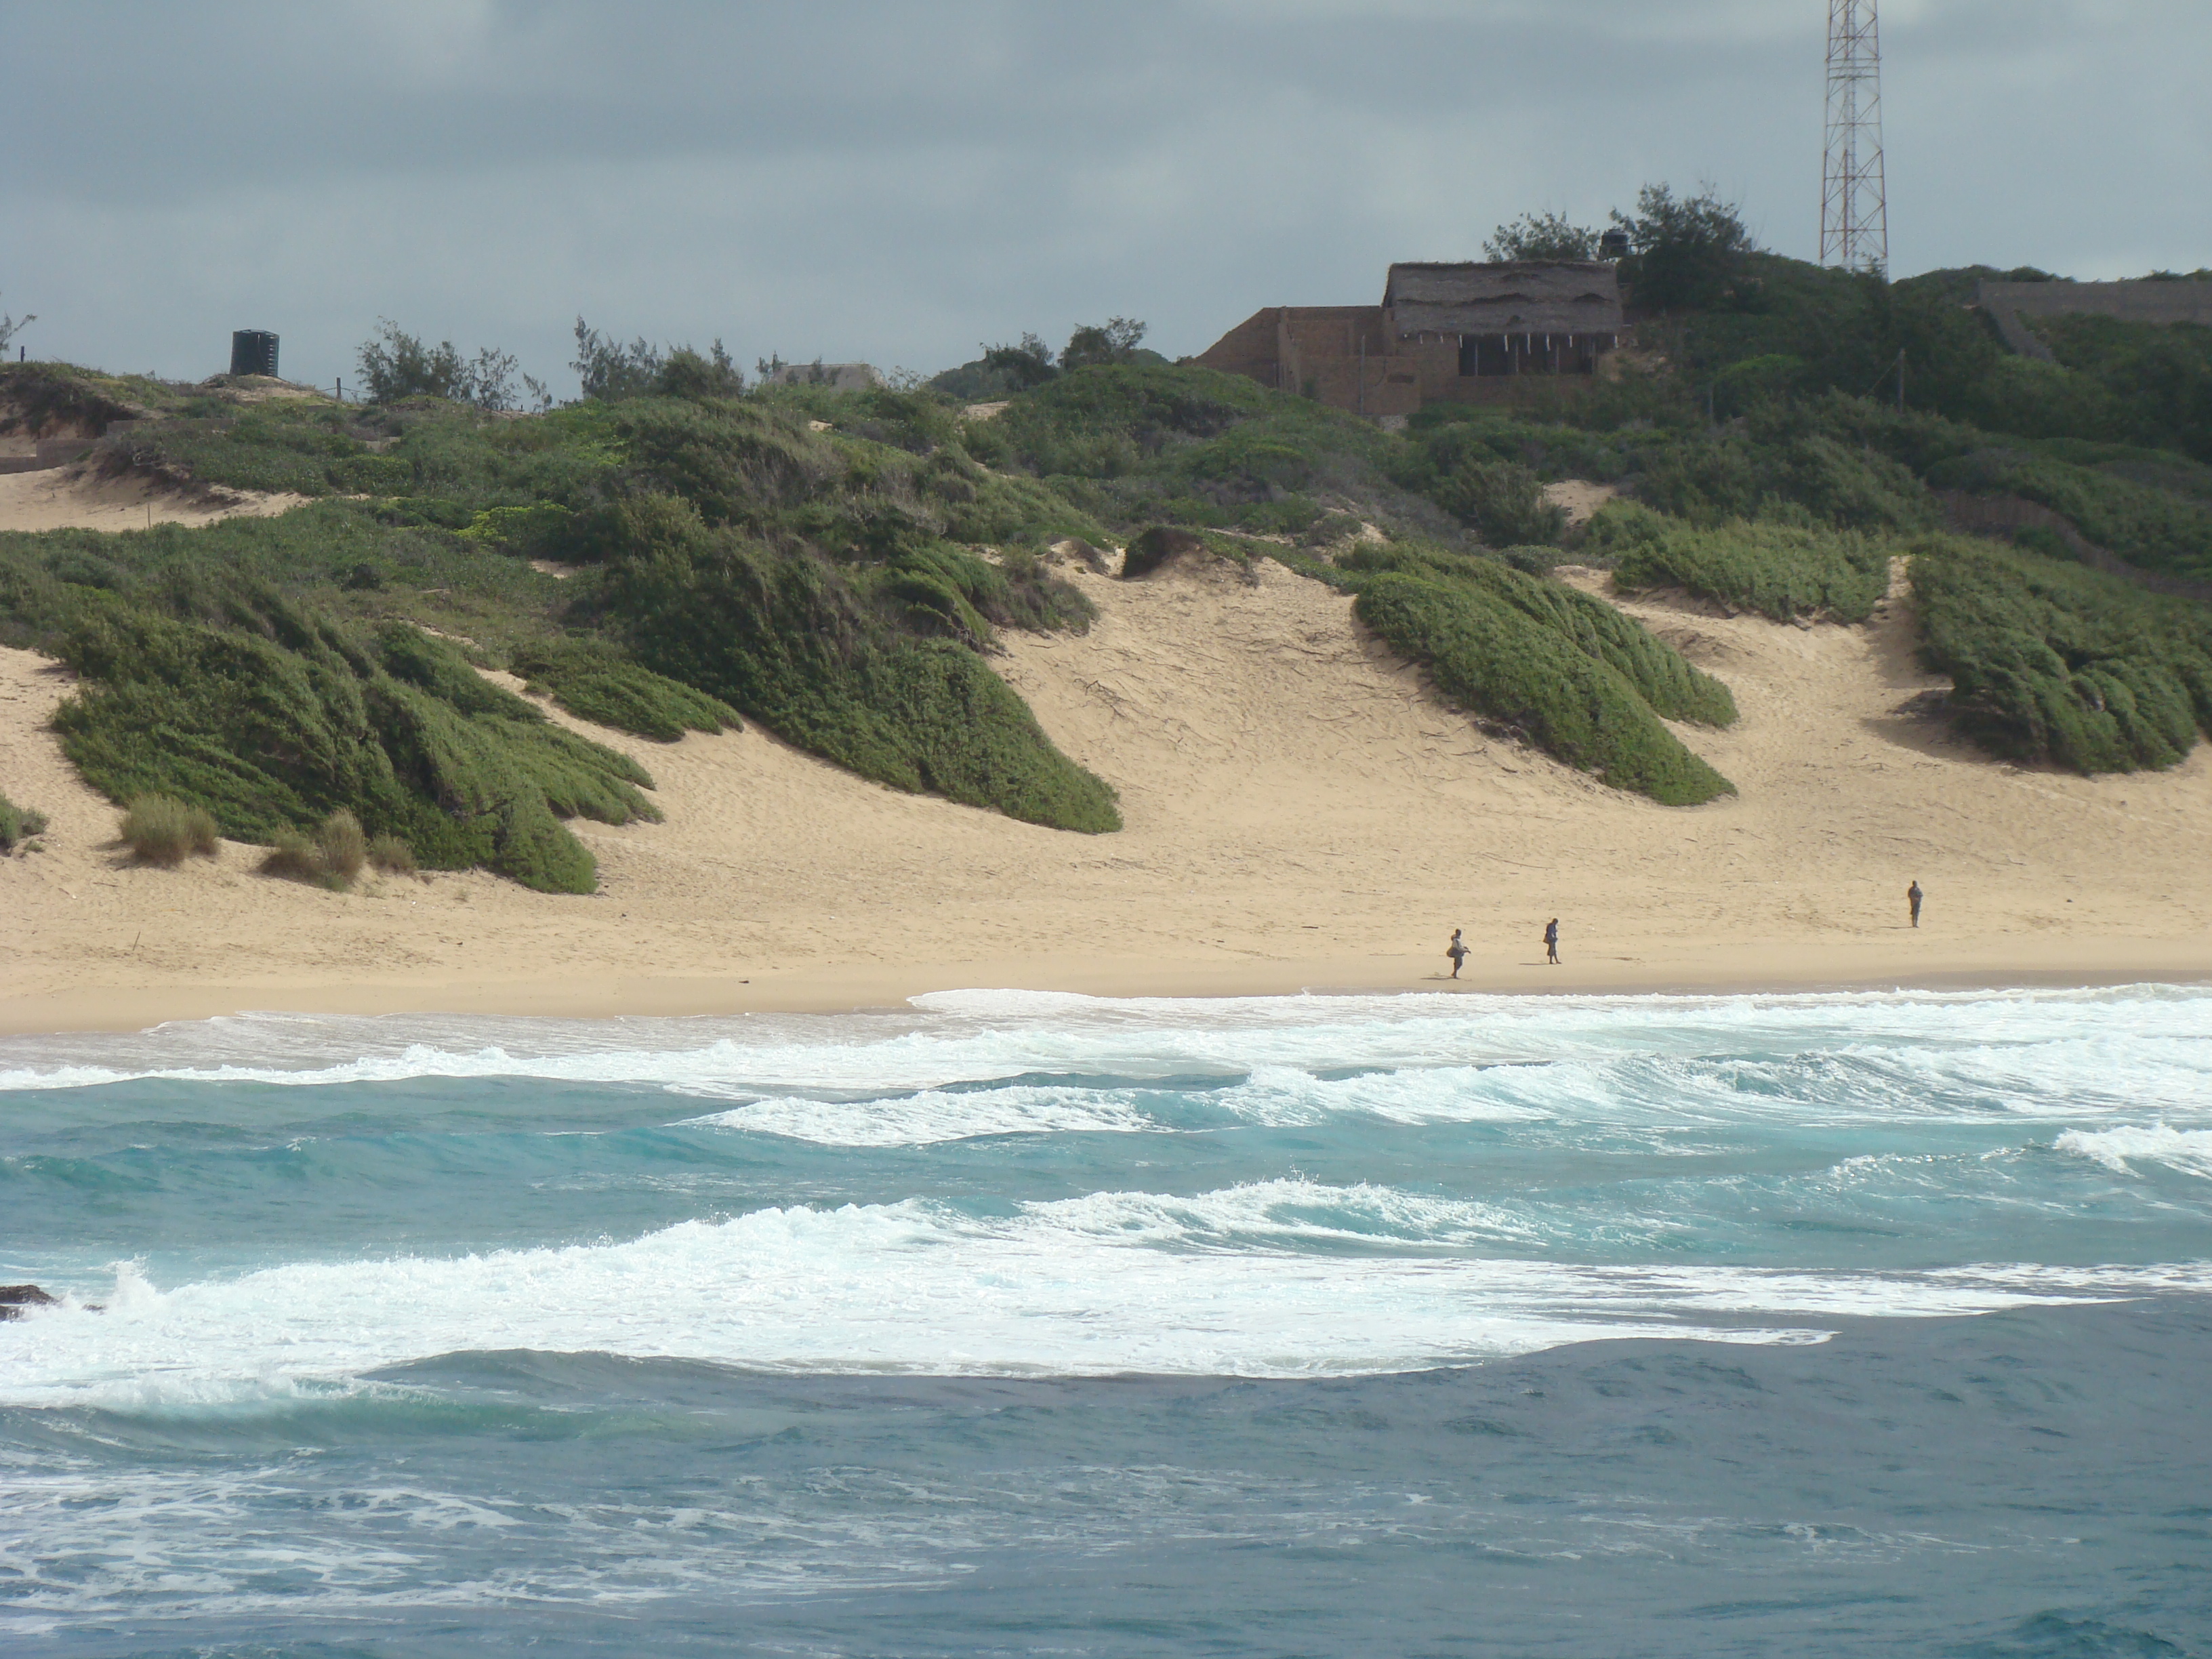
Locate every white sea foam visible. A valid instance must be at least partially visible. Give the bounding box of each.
[2,990,2205,1143]
[2057,1125,2212,1179]
[5,1180,2203,1408]
[680,1085,1166,1145]
[1213,1065,1553,1126]
[678,1067,1559,1147]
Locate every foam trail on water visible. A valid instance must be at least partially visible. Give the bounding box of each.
[2057,1125,2212,1179]
[6,1181,2205,1408]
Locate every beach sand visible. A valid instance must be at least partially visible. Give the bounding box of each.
[0,467,310,535]
[3,545,2209,1035]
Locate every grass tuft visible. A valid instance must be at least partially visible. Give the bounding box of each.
[367,833,417,876]
[0,792,48,851]
[317,809,368,882]
[120,794,220,865]
[258,828,331,884]
[260,809,375,887]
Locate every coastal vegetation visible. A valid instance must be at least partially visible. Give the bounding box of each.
[1591,504,1891,624]
[5,207,2212,880]
[261,808,377,888]
[1270,536,1737,804]
[118,794,220,866]
[1353,569,1735,806]
[0,790,47,853]
[1908,535,2212,772]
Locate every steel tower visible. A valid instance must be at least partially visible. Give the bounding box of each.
[1821,0,1887,273]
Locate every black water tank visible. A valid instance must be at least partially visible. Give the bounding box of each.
[230,329,279,378]
[1598,228,1631,262]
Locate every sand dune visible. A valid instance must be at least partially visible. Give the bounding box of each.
[3,553,2209,1033]
[0,467,308,534]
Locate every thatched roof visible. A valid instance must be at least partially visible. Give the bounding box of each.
[1384,262,1622,336]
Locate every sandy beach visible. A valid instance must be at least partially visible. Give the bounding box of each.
[3,485,2209,1036]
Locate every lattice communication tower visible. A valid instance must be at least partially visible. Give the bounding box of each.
[1821,0,1887,273]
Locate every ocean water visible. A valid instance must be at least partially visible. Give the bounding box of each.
[1,984,2209,1656]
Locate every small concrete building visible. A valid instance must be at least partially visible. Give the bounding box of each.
[1193,261,1625,418]
[1975,279,2212,361]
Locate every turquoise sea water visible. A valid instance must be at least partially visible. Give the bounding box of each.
[2,985,2209,1656]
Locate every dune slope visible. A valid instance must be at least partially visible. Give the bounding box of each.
[0,467,307,533]
[2,554,2209,1030]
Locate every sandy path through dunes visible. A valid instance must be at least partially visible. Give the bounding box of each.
[0,468,308,533]
[2,552,2209,1032]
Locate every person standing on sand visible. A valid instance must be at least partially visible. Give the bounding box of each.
[1544,918,1560,966]
[1908,880,1924,928]
[1447,928,1468,979]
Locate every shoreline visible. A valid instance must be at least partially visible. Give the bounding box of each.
[5,941,2207,1037]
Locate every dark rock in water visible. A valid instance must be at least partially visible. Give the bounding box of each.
[0,1284,60,1320]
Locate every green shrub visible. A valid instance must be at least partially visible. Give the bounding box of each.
[120,794,220,865]
[1592,502,1891,623]
[0,362,155,435]
[86,391,623,508]
[1428,459,1567,547]
[508,640,741,742]
[2030,313,2212,465]
[1922,445,2212,583]
[45,590,655,894]
[1633,430,1938,534]
[987,363,1406,529]
[1397,413,1636,494]
[1334,539,1738,726]
[592,505,1120,832]
[1908,535,2212,773]
[1353,571,1735,805]
[9,365,1126,848]
[0,792,47,851]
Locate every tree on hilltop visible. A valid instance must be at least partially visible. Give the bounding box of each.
[0,292,33,355]
[981,333,1059,390]
[1060,316,1147,371]
[1611,184,1760,312]
[359,320,551,410]
[1483,211,1599,262]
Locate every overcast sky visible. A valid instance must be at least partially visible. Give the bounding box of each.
[3,1,2206,395]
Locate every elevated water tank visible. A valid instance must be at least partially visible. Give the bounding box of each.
[230,329,279,378]
[1598,228,1630,262]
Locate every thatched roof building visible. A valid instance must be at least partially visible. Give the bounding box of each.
[1382,262,1624,338]
[1192,260,1629,419]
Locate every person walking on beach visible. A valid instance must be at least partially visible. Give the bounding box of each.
[1446,928,1469,979]
[1907,880,1924,928]
[1543,918,1560,966]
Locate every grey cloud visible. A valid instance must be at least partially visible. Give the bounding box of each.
[1,1,2205,393]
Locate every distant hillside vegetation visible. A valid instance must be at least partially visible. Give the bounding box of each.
[4,222,2211,886]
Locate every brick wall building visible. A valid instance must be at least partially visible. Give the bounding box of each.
[1193,262,1625,419]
